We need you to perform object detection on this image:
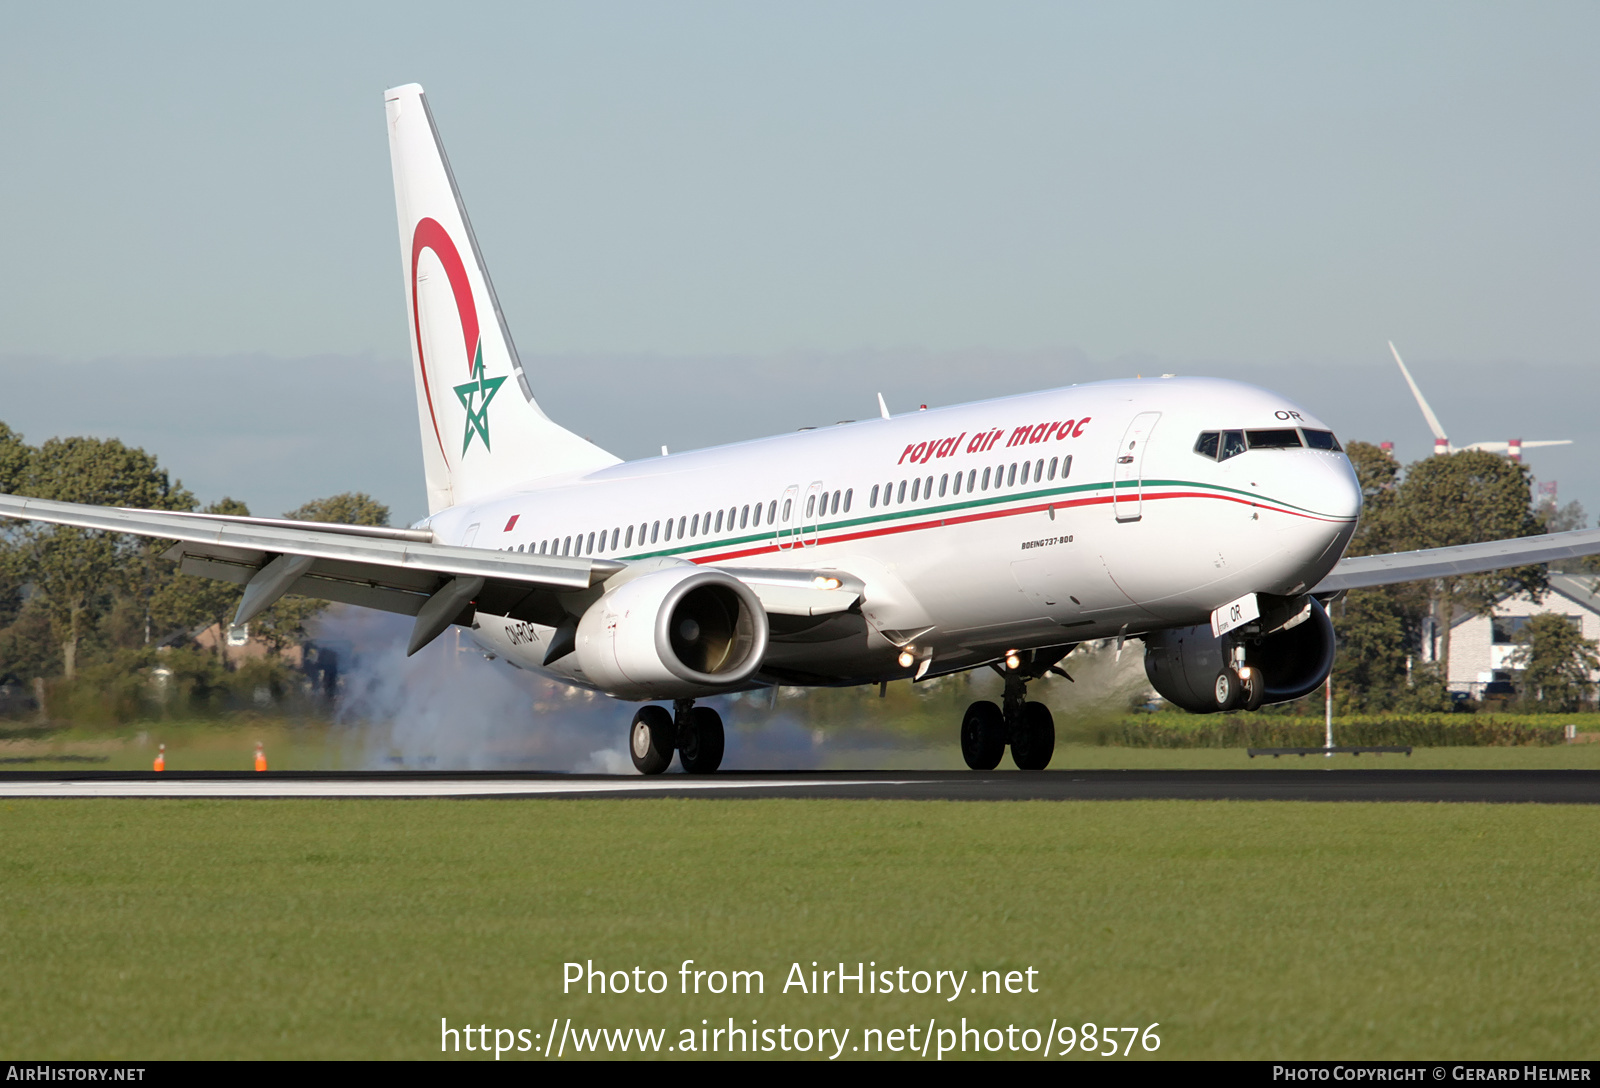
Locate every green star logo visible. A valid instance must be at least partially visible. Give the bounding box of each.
[452,343,506,456]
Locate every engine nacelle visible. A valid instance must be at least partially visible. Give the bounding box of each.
[573,566,769,700]
[1143,598,1336,713]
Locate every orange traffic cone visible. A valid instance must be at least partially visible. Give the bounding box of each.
[153,744,165,773]
[254,742,267,772]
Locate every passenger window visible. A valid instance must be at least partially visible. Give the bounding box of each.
[1020,461,1031,485]
[595,533,603,554]
[715,510,723,533]
[768,500,778,523]
[952,472,962,495]
[678,516,687,538]
[625,526,634,548]
[752,504,762,527]
[563,535,572,556]
[782,499,792,521]
[1220,431,1247,460]
[1048,456,1058,480]
[925,476,932,498]
[741,505,750,528]
[586,532,595,553]
[870,484,880,508]
[884,479,894,503]
[664,519,673,541]
[1035,459,1044,481]
[843,489,852,512]
[1302,429,1341,451]
[651,520,660,543]
[539,540,548,554]
[831,490,840,515]
[1195,431,1220,460]
[897,480,907,503]
[911,478,920,502]
[1008,463,1017,487]
[612,528,620,550]
[981,467,991,491]
[939,474,948,497]
[805,495,816,518]
[967,469,977,492]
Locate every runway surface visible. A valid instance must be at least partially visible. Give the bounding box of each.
[1,769,1597,803]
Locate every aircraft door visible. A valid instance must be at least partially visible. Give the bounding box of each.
[1112,412,1161,522]
[776,484,800,550]
[800,481,824,547]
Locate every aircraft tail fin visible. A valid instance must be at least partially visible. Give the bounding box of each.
[385,84,619,515]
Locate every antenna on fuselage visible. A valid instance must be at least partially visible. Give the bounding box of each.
[877,392,890,420]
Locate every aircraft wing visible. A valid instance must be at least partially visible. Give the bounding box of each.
[1313,527,1600,594]
[0,493,624,654]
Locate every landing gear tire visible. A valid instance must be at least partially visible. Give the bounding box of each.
[960,700,1005,771]
[679,706,725,774]
[1213,668,1242,712]
[629,705,674,775]
[1240,666,1265,711]
[1011,701,1056,770]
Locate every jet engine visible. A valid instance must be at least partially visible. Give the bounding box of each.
[573,566,769,700]
[1143,597,1336,713]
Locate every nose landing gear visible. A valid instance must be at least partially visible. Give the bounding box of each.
[627,699,725,775]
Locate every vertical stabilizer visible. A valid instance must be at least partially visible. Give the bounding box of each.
[385,84,619,514]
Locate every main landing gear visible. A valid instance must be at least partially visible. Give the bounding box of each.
[629,699,725,775]
[961,672,1056,771]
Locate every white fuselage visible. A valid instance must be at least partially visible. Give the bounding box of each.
[424,376,1361,692]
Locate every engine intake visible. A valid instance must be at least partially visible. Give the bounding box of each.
[1144,598,1336,713]
[574,566,768,700]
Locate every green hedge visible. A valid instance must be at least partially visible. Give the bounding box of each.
[1102,714,1571,748]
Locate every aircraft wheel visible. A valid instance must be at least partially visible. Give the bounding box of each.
[1213,668,1242,712]
[1011,701,1056,770]
[629,705,674,775]
[960,700,1005,771]
[679,706,725,774]
[1240,666,1266,712]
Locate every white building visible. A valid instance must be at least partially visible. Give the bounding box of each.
[1425,573,1600,698]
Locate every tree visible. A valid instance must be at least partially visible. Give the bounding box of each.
[1507,613,1599,712]
[18,437,195,678]
[1329,443,1428,708]
[285,492,390,528]
[0,423,31,495]
[1387,451,1546,681]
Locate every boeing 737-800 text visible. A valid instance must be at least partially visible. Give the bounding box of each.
[7,84,1600,774]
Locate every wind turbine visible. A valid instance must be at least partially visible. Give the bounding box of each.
[1387,341,1572,461]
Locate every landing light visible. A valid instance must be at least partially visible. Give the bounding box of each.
[1005,652,1022,670]
[897,650,916,669]
[812,576,841,590]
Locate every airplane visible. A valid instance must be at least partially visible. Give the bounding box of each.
[7,84,1600,775]
[1388,341,1572,462]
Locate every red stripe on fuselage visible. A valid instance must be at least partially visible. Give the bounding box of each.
[681,488,1352,566]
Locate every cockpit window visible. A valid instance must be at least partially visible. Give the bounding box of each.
[1194,432,1220,459]
[1220,430,1247,460]
[1245,429,1303,449]
[1302,429,1342,451]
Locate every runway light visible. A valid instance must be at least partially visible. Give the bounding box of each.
[897,650,916,669]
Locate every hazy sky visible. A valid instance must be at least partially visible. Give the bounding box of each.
[1,3,1596,523]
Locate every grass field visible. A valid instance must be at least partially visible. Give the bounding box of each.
[1,797,1595,1060]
